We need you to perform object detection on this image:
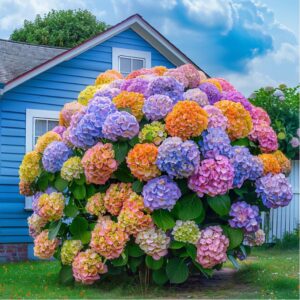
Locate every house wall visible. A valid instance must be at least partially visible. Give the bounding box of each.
[0,28,175,257]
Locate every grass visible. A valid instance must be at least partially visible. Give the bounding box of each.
[0,249,299,299]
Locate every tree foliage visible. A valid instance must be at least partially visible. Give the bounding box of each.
[10,9,109,48]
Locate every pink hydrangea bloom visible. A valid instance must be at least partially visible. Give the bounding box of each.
[203,105,228,130]
[196,226,229,268]
[34,230,59,259]
[215,78,236,92]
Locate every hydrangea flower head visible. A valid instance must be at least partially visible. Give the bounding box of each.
[37,192,65,221]
[42,141,72,173]
[102,111,139,141]
[113,91,145,121]
[78,85,100,105]
[258,153,281,174]
[126,143,161,181]
[28,213,47,238]
[183,88,209,107]
[221,90,252,111]
[82,142,117,185]
[188,155,234,197]
[86,193,106,216]
[52,126,66,137]
[19,151,41,183]
[229,201,261,233]
[196,226,229,268]
[255,173,293,208]
[136,227,170,260]
[244,229,266,246]
[157,137,200,178]
[201,78,222,92]
[34,230,59,259]
[143,94,174,121]
[90,218,128,259]
[199,82,222,104]
[250,107,271,125]
[138,121,167,145]
[35,131,62,153]
[203,105,228,130]
[94,87,120,100]
[142,175,181,210]
[273,150,291,175]
[95,70,123,85]
[165,100,208,140]
[164,68,189,88]
[199,128,233,159]
[61,240,83,265]
[59,101,84,127]
[248,155,264,181]
[178,64,201,88]
[172,220,200,244]
[61,156,84,181]
[215,78,236,92]
[72,249,107,285]
[120,77,151,94]
[19,180,35,196]
[214,100,253,140]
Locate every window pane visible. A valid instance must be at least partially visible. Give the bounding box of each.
[48,120,58,130]
[35,119,47,136]
[132,59,144,70]
[119,57,131,73]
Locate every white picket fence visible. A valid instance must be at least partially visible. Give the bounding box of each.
[261,160,300,242]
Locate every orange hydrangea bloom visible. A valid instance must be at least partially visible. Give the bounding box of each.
[95,70,123,85]
[126,143,161,181]
[165,100,208,140]
[214,100,253,140]
[152,66,168,76]
[272,150,291,175]
[258,153,281,175]
[113,91,145,121]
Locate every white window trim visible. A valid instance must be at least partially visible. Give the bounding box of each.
[112,47,151,72]
[25,109,59,210]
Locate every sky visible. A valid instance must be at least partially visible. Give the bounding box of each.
[0,0,299,95]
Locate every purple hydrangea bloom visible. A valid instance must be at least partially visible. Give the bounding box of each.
[203,105,228,130]
[183,88,209,107]
[120,77,151,94]
[42,141,72,173]
[199,82,221,105]
[146,77,184,102]
[248,156,264,181]
[273,89,285,101]
[230,146,253,188]
[32,187,56,214]
[143,94,174,121]
[142,175,181,210]
[102,111,139,141]
[221,91,252,111]
[52,126,66,137]
[108,79,125,89]
[199,128,234,159]
[69,97,116,148]
[255,173,293,208]
[156,137,200,178]
[229,201,261,233]
[94,87,120,100]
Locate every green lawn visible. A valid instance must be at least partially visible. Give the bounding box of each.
[0,249,298,299]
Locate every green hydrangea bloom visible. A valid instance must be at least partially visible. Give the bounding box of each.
[138,121,167,145]
[61,240,83,265]
[171,220,200,244]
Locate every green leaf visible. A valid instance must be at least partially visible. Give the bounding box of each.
[176,179,189,195]
[128,136,139,147]
[173,193,204,220]
[69,216,89,243]
[193,261,213,278]
[152,269,168,285]
[185,244,197,260]
[132,180,144,193]
[37,173,48,191]
[111,252,128,267]
[114,163,134,183]
[64,199,78,218]
[127,243,144,257]
[152,209,175,231]
[231,137,250,147]
[86,184,96,198]
[222,226,244,250]
[54,176,68,192]
[78,231,91,245]
[72,185,86,200]
[145,256,164,270]
[128,256,143,273]
[228,254,240,269]
[74,174,86,185]
[169,240,185,249]
[166,258,189,284]
[48,220,62,240]
[59,265,74,284]
[113,142,129,163]
[207,194,231,216]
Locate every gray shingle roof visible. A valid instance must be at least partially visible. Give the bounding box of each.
[0,39,67,84]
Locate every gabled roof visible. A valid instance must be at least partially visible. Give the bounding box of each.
[0,39,67,83]
[1,14,208,95]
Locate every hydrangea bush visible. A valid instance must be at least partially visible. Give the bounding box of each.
[19,65,294,286]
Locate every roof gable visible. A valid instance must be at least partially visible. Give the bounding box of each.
[1,14,207,95]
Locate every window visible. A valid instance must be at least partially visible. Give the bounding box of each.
[112,48,151,76]
[25,109,59,209]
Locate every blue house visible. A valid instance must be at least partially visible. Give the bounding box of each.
[0,14,206,261]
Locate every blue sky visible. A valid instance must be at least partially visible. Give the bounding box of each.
[0,0,298,95]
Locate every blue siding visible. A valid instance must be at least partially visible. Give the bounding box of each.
[0,28,175,245]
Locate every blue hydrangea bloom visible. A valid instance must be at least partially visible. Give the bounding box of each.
[42,141,72,173]
[255,173,293,209]
[199,128,234,159]
[102,111,139,141]
[143,94,174,121]
[156,137,200,178]
[248,156,264,181]
[146,77,184,102]
[94,87,120,100]
[142,175,181,210]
